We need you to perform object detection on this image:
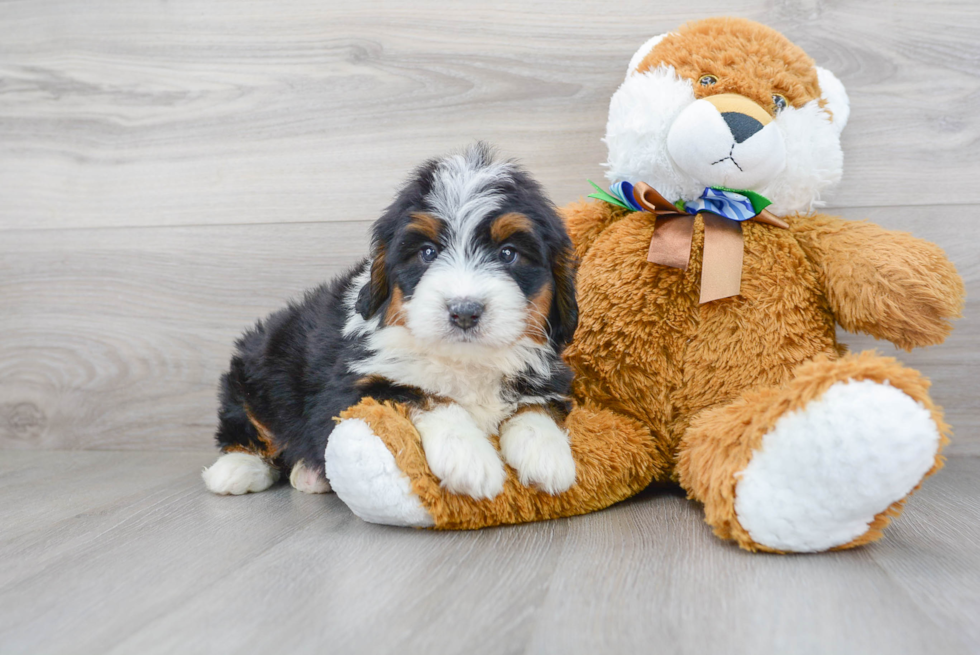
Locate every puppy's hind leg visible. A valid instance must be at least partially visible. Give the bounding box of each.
[203,369,281,495]
[203,452,280,495]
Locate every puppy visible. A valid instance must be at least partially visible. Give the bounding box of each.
[202,144,579,500]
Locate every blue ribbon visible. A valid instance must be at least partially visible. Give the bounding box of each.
[609,181,643,212]
[683,187,758,222]
[605,184,762,222]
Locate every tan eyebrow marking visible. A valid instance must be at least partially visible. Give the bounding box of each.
[406,212,443,241]
[490,212,533,242]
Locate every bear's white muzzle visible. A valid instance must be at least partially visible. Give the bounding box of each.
[667,93,787,191]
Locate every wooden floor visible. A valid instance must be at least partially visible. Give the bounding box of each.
[0,451,978,655]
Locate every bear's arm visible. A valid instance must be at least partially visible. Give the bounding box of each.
[560,199,628,260]
[791,212,965,351]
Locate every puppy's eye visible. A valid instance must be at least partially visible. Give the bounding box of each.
[772,94,787,112]
[418,245,438,263]
[698,74,717,87]
[499,246,518,264]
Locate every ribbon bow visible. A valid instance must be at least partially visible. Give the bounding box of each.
[588,181,788,303]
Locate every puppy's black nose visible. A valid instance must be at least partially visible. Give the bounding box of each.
[448,300,484,330]
[722,111,764,143]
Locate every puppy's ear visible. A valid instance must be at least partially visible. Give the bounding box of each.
[547,245,579,351]
[355,244,390,320]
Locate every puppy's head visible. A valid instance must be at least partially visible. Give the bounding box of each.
[356,143,577,353]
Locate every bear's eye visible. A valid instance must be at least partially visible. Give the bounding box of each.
[698,74,717,87]
[772,94,788,112]
[418,244,439,263]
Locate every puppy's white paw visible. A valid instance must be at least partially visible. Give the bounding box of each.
[289,460,332,494]
[415,404,505,500]
[500,410,575,495]
[202,452,280,495]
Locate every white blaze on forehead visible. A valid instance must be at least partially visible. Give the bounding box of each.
[424,147,516,252]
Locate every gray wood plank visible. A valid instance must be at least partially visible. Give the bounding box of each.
[0,220,371,451]
[523,484,972,655]
[2,0,979,231]
[868,457,980,650]
[0,451,337,655]
[1,202,977,453]
[106,509,570,655]
[0,451,977,654]
[0,450,210,543]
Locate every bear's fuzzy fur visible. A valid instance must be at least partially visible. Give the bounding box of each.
[327,17,965,552]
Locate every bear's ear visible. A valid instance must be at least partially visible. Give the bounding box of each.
[816,66,850,135]
[626,33,672,78]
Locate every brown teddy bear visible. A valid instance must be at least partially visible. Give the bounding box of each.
[323,17,965,552]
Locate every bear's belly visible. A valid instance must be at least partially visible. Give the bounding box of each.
[566,213,839,457]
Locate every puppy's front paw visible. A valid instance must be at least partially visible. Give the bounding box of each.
[500,409,575,495]
[415,405,505,500]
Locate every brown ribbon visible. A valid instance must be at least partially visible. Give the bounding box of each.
[634,182,788,304]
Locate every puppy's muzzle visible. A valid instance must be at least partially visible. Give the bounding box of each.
[448,299,484,331]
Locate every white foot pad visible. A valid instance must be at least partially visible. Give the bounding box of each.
[734,379,941,552]
[325,418,435,527]
[289,460,332,494]
[202,452,280,495]
[500,410,576,494]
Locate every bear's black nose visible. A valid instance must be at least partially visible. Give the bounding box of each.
[722,112,764,143]
[448,300,484,330]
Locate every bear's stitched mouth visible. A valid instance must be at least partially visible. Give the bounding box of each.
[710,143,743,172]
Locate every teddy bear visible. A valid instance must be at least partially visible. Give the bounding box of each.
[322,16,965,553]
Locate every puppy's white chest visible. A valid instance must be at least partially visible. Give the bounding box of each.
[392,355,515,433]
[455,390,514,435]
[352,328,520,433]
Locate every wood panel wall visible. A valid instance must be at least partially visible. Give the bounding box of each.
[2,0,977,453]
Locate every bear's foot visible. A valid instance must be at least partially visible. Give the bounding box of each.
[734,378,939,552]
[678,352,949,553]
[325,418,435,527]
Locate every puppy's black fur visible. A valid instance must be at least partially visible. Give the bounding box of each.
[214,145,578,480]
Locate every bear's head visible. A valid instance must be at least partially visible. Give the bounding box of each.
[604,17,849,216]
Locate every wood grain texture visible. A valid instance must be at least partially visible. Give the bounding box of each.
[0,221,371,451]
[0,451,977,654]
[1,0,980,231]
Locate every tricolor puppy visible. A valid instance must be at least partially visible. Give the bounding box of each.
[203,144,579,500]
